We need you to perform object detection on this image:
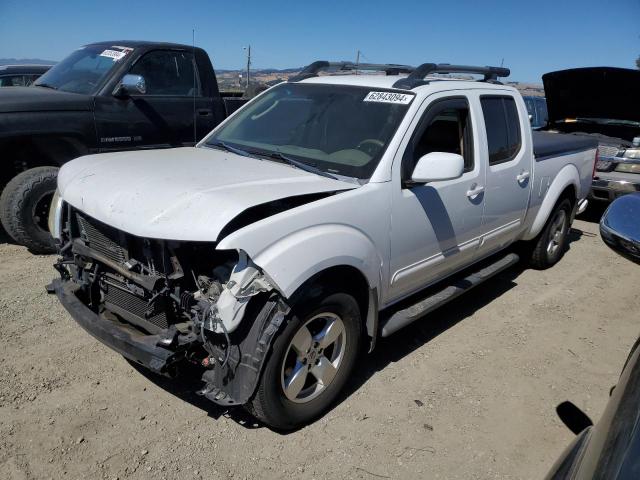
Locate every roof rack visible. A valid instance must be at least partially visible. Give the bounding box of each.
[392,63,510,89]
[289,61,415,82]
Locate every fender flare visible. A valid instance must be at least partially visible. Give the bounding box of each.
[218,223,383,348]
[1,133,90,168]
[220,223,383,299]
[523,164,579,241]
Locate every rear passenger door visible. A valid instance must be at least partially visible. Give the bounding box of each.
[478,94,532,254]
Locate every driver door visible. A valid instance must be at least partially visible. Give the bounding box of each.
[94,49,213,151]
[388,94,486,301]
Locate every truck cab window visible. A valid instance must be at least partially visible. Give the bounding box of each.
[405,99,474,179]
[130,50,199,96]
[481,96,522,165]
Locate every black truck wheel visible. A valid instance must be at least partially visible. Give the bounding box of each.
[0,166,59,254]
[528,198,573,269]
[248,291,362,430]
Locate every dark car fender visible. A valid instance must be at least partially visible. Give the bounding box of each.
[0,111,95,183]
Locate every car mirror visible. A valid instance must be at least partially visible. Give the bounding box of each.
[556,401,593,435]
[411,152,464,184]
[114,74,146,97]
[600,192,640,265]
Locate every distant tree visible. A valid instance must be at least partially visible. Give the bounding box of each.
[637,55,640,69]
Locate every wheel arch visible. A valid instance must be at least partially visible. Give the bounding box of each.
[0,135,89,187]
[219,223,385,351]
[523,164,579,241]
[288,264,379,352]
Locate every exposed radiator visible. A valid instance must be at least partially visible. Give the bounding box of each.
[76,213,127,265]
[101,275,169,332]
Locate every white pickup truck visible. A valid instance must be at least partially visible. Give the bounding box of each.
[48,62,597,429]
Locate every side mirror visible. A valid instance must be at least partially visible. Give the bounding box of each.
[556,401,593,435]
[114,74,146,97]
[600,192,640,264]
[411,152,464,184]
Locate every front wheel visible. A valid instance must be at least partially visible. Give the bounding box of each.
[527,198,573,269]
[0,166,59,254]
[248,291,362,430]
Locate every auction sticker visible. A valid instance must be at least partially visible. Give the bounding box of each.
[99,48,131,61]
[363,91,413,104]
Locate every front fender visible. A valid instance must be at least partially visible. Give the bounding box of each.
[218,223,382,299]
[523,163,579,240]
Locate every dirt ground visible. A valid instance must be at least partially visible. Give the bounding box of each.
[1,205,639,480]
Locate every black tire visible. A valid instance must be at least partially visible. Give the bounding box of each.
[248,291,362,430]
[0,166,59,254]
[528,198,573,269]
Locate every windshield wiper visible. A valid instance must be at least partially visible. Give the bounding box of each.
[34,83,57,90]
[207,140,254,158]
[259,150,338,180]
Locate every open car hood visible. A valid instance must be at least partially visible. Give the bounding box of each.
[542,67,640,125]
[58,147,357,242]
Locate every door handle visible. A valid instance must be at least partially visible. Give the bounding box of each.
[516,171,530,183]
[466,184,484,198]
[197,108,212,116]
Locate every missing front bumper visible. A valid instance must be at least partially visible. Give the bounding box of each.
[48,278,185,375]
[49,278,290,407]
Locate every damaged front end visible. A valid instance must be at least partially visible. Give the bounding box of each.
[49,203,289,406]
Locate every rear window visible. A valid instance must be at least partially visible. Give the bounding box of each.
[481,96,522,165]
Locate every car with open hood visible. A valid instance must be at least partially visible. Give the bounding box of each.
[49,61,597,429]
[542,67,640,202]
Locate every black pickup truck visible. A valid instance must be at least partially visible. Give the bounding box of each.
[0,41,247,253]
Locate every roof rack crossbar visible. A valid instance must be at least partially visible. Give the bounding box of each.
[392,63,510,89]
[289,61,415,82]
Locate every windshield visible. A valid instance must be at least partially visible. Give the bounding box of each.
[204,83,414,179]
[34,44,133,94]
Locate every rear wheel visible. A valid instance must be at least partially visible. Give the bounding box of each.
[528,198,573,269]
[248,291,362,430]
[0,166,59,254]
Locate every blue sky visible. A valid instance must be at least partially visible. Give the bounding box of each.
[1,0,638,83]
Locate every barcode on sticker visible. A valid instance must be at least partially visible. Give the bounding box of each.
[100,49,127,61]
[363,92,413,104]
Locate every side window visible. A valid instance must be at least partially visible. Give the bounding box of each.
[27,75,41,86]
[480,96,522,165]
[404,98,474,179]
[129,50,199,96]
[524,97,536,124]
[0,75,27,87]
[537,98,548,126]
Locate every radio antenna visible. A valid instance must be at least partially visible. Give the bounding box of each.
[192,28,197,145]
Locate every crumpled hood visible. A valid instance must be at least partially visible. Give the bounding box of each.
[0,86,93,113]
[542,67,640,125]
[58,147,357,241]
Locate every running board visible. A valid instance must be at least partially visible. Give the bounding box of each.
[380,253,520,337]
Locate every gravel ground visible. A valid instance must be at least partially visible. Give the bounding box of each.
[1,206,639,480]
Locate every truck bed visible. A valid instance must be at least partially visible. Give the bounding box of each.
[532,131,598,159]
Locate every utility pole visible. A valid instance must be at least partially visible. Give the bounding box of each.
[355,49,361,75]
[243,45,251,89]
